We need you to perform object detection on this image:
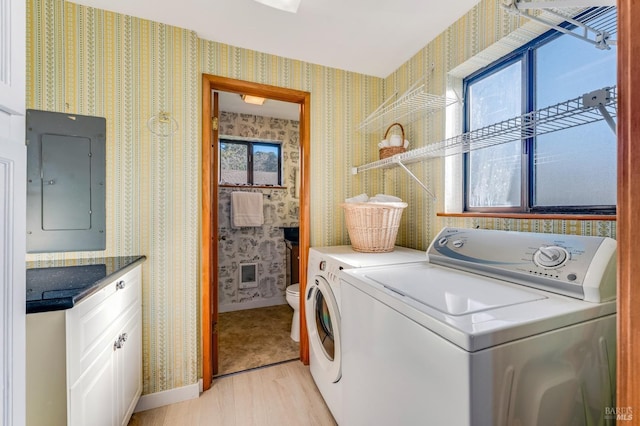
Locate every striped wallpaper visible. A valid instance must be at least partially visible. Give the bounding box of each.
[27,0,200,394]
[200,42,386,248]
[26,0,615,396]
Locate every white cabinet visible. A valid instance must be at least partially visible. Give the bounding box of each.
[68,339,118,426]
[27,265,142,426]
[117,310,143,426]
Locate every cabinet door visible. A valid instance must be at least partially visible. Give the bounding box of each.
[118,308,142,426]
[66,279,118,385]
[67,266,140,385]
[68,340,117,426]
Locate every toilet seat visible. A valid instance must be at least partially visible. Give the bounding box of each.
[286,283,300,295]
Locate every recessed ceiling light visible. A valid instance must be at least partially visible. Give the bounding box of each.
[253,0,301,13]
[241,94,267,105]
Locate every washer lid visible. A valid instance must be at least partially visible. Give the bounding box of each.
[370,267,546,316]
[345,262,616,351]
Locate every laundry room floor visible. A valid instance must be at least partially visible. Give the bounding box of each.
[217,304,299,376]
[129,360,336,426]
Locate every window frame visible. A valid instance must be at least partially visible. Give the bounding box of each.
[219,138,283,186]
[462,16,616,215]
[463,51,530,214]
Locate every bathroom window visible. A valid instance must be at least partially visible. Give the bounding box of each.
[463,8,616,214]
[219,139,282,186]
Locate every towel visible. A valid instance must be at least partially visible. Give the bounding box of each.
[369,194,402,203]
[345,193,369,203]
[231,192,264,227]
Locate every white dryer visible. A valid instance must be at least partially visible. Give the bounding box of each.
[305,246,425,425]
[340,227,617,426]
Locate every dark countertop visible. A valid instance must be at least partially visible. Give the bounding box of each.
[26,255,146,314]
[283,227,299,245]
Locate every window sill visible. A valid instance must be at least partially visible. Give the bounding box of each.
[437,212,617,221]
[219,184,287,190]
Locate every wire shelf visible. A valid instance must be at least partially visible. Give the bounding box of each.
[357,82,458,134]
[503,3,617,50]
[353,85,617,175]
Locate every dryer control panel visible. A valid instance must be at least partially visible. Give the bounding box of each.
[427,227,617,303]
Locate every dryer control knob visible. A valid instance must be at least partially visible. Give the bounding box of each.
[319,260,326,271]
[533,246,569,268]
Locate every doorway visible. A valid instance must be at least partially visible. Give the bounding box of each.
[215,90,300,376]
[201,75,311,391]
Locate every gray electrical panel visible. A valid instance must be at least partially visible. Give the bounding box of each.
[26,110,106,253]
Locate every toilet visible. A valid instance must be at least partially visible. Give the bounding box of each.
[286,283,300,342]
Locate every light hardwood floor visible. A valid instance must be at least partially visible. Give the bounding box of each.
[128,361,337,426]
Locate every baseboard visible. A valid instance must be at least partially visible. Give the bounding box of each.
[219,296,287,313]
[134,380,201,412]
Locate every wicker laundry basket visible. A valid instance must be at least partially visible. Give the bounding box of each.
[379,123,407,160]
[341,202,408,253]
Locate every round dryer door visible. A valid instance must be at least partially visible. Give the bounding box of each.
[306,275,342,382]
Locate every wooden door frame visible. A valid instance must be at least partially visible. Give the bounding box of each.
[617,0,640,413]
[201,74,311,391]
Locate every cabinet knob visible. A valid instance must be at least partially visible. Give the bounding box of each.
[116,280,126,290]
[113,333,128,350]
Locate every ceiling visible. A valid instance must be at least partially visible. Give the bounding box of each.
[67,0,482,78]
[216,91,300,120]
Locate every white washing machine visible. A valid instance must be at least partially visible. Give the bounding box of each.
[340,227,617,426]
[306,246,425,425]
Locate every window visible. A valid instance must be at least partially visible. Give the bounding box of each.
[219,139,282,186]
[463,9,616,214]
